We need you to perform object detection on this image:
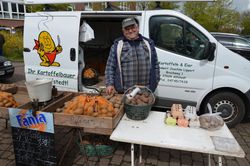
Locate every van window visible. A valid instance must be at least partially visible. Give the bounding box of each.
[149,16,209,60]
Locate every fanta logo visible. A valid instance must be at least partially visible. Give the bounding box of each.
[16,113,47,131]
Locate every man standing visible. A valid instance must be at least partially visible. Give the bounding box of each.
[0,34,5,56]
[105,17,160,94]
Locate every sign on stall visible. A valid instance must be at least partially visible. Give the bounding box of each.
[9,108,56,166]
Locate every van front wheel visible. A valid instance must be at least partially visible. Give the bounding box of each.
[203,92,245,128]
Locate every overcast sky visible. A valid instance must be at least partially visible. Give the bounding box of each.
[232,0,250,12]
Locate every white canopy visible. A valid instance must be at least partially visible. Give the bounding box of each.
[25,0,215,5]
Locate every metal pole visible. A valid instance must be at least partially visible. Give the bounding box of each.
[218,156,222,166]
[131,143,134,166]
[139,144,142,163]
[208,154,211,166]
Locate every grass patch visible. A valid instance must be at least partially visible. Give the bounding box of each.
[0,30,23,61]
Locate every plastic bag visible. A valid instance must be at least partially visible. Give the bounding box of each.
[199,104,224,131]
[79,21,95,42]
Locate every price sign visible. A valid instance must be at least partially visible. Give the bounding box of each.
[9,108,56,166]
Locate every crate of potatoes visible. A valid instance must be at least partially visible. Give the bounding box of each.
[0,83,17,94]
[0,86,30,119]
[52,92,124,135]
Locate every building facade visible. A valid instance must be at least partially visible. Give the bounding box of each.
[0,0,25,28]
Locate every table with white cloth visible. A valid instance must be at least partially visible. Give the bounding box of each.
[110,111,245,166]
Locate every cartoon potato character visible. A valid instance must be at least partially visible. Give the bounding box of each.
[33,31,62,67]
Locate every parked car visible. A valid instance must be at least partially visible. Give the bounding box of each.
[0,56,14,80]
[211,32,250,61]
[243,35,250,41]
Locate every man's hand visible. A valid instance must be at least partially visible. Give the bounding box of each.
[106,86,115,95]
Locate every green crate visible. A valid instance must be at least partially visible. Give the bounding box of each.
[78,143,115,157]
[77,135,116,157]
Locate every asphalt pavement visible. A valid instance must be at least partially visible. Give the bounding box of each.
[0,62,250,166]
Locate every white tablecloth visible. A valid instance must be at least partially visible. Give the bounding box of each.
[110,111,245,158]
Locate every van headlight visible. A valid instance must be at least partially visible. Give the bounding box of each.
[4,61,12,66]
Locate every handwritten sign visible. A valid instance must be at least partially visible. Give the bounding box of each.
[9,108,56,165]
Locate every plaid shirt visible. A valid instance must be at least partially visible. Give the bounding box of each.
[120,38,150,90]
[105,34,160,92]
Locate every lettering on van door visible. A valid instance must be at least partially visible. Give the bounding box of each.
[159,62,195,84]
[27,68,76,86]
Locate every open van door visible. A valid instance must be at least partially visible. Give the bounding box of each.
[23,12,81,92]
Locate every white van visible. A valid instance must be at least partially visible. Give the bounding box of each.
[23,2,250,127]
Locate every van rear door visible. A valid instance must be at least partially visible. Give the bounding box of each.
[23,12,81,92]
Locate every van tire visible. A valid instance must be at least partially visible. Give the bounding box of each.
[203,92,245,128]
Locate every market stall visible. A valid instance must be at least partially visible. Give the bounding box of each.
[110,111,245,166]
[0,83,246,166]
[0,83,124,165]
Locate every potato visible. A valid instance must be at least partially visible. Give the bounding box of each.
[148,95,154,104]
[114,103,120,108]
[85,106,94,115]
[106,112,113,117]
[136,98,144,105]
[114,108,119,113]
[100,108,108,114]
[109,97,116,104]
[74,108,84,115]
[140,95,149,103]
[92,112,99,117]
[3,99,8,104]
[5,102,13,107]
[142,92,150,97]
[199,114,224,130]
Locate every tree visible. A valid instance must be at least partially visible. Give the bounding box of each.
[184,0,240,33]
[184,2,209,27]
[160,2,179,10]
[92,3,104,10]
[26,4,71,12]
[241,10,250,35]
[207,0,240,33]
[137,2,179,10]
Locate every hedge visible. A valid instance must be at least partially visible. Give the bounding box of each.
[0,30,23,61]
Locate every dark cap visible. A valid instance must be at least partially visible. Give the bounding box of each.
[122,17,137,29]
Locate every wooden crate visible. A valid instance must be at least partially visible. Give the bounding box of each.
[0,83,18,94]
[0,87,73,120]
[0,86,30,119]
[47,93,124,135]
[19,92,74,113]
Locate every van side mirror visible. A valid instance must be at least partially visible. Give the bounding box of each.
[204,42,216,61]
